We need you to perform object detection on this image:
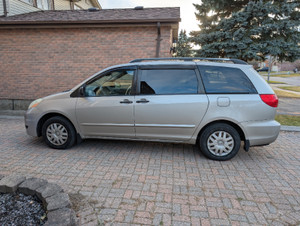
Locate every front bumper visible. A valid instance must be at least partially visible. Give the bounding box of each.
[241,120,280,146]
[24,108,40,137]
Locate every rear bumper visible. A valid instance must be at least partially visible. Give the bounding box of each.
[241,120,280,146]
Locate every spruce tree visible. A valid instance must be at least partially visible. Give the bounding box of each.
[190,0,300,62]
[175,30,193,57]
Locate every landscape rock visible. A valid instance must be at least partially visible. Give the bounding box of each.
[0,175,78,225]
[45,208,78,226]
[36,182,63,202]
[18,178,48,196]
[46,193,71,211]
[0,175,26,193]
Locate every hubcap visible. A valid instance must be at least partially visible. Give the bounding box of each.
[207,131,234,156]
[46,123,68,146]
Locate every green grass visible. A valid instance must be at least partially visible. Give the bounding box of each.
[260,72,300,77]
[272,73,300,77]
[274,89,300,98]
[267,80,286,84]
[278,86,300,92]
[275,114,300,126]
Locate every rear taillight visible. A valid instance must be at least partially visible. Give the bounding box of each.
[260,94,278,108]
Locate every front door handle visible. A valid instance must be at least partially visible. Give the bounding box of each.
[136,98,149,103]
[120,99,133,104]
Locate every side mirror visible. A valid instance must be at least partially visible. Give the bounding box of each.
[79,85,85,97]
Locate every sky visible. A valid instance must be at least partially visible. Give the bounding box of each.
[100,0,200,35]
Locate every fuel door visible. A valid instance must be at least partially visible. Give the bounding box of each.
[217,97,230,107]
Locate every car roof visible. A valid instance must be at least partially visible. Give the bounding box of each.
[112,60,252,69]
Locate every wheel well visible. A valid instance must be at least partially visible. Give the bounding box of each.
[197,120,245,143]
[37,113,76,137]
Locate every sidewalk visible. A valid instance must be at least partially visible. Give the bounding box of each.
[262,74,300,86]
[276,98,300,116]
[262,75,300,116]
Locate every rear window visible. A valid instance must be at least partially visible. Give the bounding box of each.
[198,66,257,94]
[140,69,198,95]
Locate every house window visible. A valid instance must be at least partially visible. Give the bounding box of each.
[21,0,34,5]
[37,0,50,10]
[74,4,82,10]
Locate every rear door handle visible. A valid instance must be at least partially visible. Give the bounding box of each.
[120,99,133,104]
[136,98,149,103]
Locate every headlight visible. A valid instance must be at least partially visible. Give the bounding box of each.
[28,98,43,109]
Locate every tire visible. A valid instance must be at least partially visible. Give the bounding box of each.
[199,123,241,161]
[42,116,76,149]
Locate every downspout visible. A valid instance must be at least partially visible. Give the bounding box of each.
[70,0,73,10]
[2,0,8,17]
[155,22,161,58]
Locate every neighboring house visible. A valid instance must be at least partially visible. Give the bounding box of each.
[278,60,300,71]
[258,56,279,72]
[0,0,101,17]
[0,7,180,110]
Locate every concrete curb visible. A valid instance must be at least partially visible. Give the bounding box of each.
[0,110,26,117]
[0,174,78,226]
[280,125,300,132]
[0,115,24,119]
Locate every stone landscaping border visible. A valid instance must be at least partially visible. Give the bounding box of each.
[0,174,78,226]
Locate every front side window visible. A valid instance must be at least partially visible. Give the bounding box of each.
[85,70,134,97]
[140,69,198,95]
[198,66,257,94]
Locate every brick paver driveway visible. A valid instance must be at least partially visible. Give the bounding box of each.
[0,117,300,225]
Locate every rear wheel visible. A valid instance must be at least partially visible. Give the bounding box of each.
[42,116,76,149]
[199,123,241,161]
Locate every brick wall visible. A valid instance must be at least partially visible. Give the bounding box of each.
[0,26,172,100]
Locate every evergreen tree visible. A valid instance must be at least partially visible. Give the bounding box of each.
[190,0,300,62]
[175,30,193,57]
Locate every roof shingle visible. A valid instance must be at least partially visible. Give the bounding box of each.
[0,7,180,25]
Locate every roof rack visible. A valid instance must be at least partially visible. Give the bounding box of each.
[130,57,248,65]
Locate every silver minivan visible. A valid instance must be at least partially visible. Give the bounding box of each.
[25,58,280,160]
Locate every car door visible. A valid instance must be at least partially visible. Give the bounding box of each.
[75,67,136,138]
[134,65,209,141]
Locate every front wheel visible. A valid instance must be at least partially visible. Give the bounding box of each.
[42,116,76,149]
[199,123,241,161]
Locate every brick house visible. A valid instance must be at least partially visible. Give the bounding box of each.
[0,0,101,17]
[0,7,180,110]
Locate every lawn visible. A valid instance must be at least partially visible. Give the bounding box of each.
[274,89,300,98]
[260,72,300,77]
[275,114,300,126]
[267,81,286,84]
[278,86,300,92]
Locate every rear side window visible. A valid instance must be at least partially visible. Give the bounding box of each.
[198,66,257,94]
[140,69,198,95]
